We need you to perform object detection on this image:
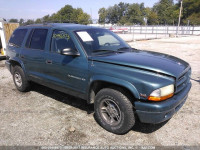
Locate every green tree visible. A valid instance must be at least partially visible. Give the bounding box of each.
[181,0,200,25]
[50,13,61,23]
[147,10,159,25]
[119,16,128,25]
[127,3,144,25]
[153,0,176,25]
[97,0,200,25]
[117,2,129,25]
[75,8,91,24]
[185,13,200,25]
[42,15,50,23]
[9,19,18,23]
[35,18,42,24]
[19,18,24,25]
[38,5,91,24]
[24,19,34,25]
[57,5,74,22]
[98,2,129,25]
[98,8,107,24]
[106,5,120,24]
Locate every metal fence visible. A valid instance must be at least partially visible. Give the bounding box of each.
[89,24,200,41]
[90,24,200,35]
[127,25,200,35]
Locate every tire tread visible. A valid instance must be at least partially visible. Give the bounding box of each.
[13,65,30,92]
[95,88,135,134]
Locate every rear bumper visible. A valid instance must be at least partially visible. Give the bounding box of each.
[134,82,191,124]
[5,60,11,72]
[0,55,6,60]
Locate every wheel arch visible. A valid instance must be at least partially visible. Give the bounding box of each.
[9,58,26,75]
[87,75,140,104]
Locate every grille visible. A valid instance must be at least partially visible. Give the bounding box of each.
[175,67,191,94]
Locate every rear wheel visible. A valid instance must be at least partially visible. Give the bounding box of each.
[94,88,135,134]
[13,66,30,92]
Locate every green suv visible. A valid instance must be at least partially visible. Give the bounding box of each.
[5,23,191,134]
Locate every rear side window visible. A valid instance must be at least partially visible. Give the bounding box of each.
[29,29,48,50]
[9,29,28,47]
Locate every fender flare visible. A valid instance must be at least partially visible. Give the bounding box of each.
[9,57,27,75]
[88,75,140,101]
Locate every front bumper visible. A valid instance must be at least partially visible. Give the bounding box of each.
[134,82,191,124]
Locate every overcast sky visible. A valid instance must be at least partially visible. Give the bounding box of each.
[0,0,160,20]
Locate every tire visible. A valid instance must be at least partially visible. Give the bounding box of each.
[13,66,30,92]
[94,88,135,134]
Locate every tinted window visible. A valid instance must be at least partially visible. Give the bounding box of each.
[25,29,34,48]
[29,29,48,50]
[9,29,28,47]
[51,30,76,53]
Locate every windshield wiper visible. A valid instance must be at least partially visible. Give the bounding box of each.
[117,47,131,51]
[92,48,132,55]
[92,49,117,53]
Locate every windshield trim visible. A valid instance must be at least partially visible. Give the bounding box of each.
[73,29,90,58]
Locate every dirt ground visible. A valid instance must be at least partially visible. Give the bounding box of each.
[0,36,200,147]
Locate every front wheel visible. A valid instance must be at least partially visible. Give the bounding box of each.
[94,88,135,134]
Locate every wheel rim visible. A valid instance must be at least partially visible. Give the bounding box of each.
[14,72,22,87]
[99,98,121,126]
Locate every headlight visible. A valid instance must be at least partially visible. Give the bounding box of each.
[148,84,174,101]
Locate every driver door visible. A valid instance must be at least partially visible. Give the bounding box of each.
[44,30,88,94]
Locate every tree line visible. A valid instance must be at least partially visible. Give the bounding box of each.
[9,5,91,25]
[8,0,200,26]
[98,0,200,25]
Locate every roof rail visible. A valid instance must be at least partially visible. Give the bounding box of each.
[43,22,49,25]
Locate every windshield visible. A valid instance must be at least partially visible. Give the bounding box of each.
[74,28,131,56]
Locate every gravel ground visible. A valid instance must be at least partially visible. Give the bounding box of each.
[0,36,200,147]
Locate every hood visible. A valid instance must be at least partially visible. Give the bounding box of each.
[91,50,189,77]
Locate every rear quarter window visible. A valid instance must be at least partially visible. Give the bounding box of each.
[9,29,28,47]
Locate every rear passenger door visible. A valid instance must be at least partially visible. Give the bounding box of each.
[20,28,48,81]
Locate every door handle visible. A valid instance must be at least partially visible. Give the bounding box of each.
[46,60,52,64]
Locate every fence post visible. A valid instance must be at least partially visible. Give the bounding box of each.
[167,26,169,35]
[152,26,154,34]
[132,25,135,41]
[181,26,183,35]
[176,26,178,36]
[145,26,147,39]
[156,26,158,39]
[192,26,194,35]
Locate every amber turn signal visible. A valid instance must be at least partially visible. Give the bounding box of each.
[148,93,174,101]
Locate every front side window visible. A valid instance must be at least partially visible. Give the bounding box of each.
[75,28,131,56]
[9,29,28,47]
[29,29,48,50]
[51,30,76,53]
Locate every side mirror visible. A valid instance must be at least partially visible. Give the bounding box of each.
[61,48,80,56]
